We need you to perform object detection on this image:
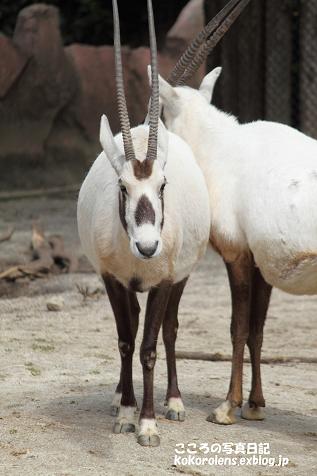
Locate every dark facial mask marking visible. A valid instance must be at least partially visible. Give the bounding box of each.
[160,194,165,230]
[135,194,155,226]
[160,105,166,125]
[119,191,128,231]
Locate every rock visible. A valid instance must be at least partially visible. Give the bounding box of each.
[168,0,204,43]
[0,4,77,159]
[63,44,123,138]
[0,34,30,99]
[46,297,64,312]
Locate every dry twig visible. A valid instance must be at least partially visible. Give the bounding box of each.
[76,284,103,301]
[49,235,78,273]
[0,223,78,281]
[175,351,317,365]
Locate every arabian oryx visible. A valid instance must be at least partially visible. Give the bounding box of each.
[77,0,210,446]
[152,0,317,425]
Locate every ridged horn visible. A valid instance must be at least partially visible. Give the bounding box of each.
[146,0,160,161]
[168,0,251,86]
[112,0,135,161]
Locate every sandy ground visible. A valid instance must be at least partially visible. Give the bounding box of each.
[0,197,316,476]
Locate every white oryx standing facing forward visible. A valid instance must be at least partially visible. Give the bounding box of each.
[152,0,317,427]
[77,0,210,447]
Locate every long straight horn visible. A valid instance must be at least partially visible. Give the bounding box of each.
[178,0,251,85]
[112,0,135,161]
[168,0,251,87]
[146,0,159,161]
[168,0,241,86]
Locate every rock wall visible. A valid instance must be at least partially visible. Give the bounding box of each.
[0,2,204,189]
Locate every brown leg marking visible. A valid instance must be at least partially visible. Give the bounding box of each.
[163,277,188,421]
[226,254,253,407]
[103,274,140,431]
[242,268,272,419]
[138,281,173,447]
[208,253,253,425]
[115,377,122,395]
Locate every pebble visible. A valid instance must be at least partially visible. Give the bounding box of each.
[46,297,64,312]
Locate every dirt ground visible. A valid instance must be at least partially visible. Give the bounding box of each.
[0,197,316,476]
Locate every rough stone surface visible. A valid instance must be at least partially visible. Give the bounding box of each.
[0,5,77,160]
[168,0,204,43]
[0,34,30,99]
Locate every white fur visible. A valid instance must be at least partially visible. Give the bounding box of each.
[112,404,137,434]
[78,123,210,291]
[167,397,185,412]
[116,405,137,423]
[166,397,185,413]
[209,400,237,425]
[199,66,222,103]
[111,391,122,409]
[138,418,158,436]
[100,115,125,174]
[159,68,317,295]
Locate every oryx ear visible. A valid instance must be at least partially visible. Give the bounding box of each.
[147,65,178,112]
[100,115,125,175]
[199,67,222,103]
[157,119,169,169]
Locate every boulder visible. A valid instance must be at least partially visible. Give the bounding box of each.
[0,34,30,99]
[0,4,77,159]
[168,0,204,43]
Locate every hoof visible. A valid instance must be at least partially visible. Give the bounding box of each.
[165,397,185,422]
[113,422,136,434]
[241,402,265,421]
[112,405,137,434]
[137,434,160,447]
[207,400,237,425]
[138,418,160,447]
[165,409,185,422]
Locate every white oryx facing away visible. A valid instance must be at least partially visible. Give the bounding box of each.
[156,63,317,425]
[77,0,210,447]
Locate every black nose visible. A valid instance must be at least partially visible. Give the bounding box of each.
[136,241,158,258]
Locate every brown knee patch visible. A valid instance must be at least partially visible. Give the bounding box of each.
[118,340,132,358]
[141,349,157,370]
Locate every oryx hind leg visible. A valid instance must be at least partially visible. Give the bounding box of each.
[208,253,252,425]
[242,268,272,421]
